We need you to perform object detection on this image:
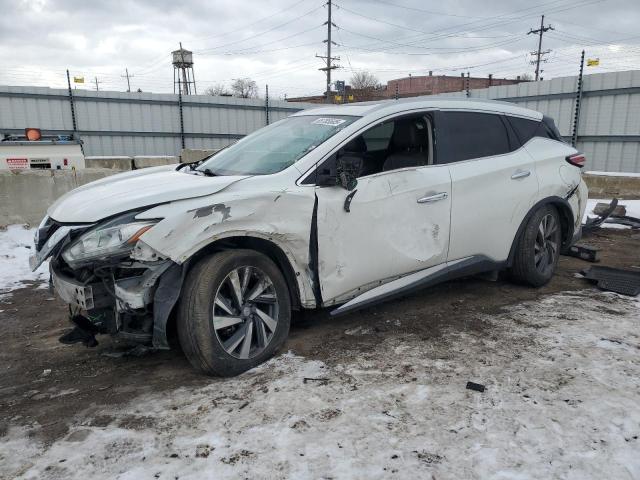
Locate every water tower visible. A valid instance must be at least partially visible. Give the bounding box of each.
[172,43,197,95]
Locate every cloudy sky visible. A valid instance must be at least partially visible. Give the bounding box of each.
[1,0,639,98]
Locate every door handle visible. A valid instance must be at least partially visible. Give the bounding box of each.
[417,192,448,204]
[511,170,531,180]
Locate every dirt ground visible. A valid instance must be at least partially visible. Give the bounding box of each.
[1,228,639,451]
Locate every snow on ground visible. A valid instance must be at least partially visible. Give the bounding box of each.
[583,198,640,228]
[586,170,640,178]
[0,225,48,295]
[2,291,639,479]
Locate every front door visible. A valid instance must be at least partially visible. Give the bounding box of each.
[313,113,452,305]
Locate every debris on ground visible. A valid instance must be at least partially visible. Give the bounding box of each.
[101,344,156,358]
[565,244,600,262]
[583,198,619,232]
[59,326,98,348]
[303,377,330,385]
[583,198,640,231]
[582,266,640,296]
[594,202,626,217]
[465,381,486,393]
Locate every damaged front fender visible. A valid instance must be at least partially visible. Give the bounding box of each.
[135,186,319,308]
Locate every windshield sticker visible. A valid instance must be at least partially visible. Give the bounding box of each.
[312,118,347,127]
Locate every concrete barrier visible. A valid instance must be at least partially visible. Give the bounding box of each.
[3,167,639,227]
[180,149,218,164]
[0,169,116,226]
[583,173,640,200]
[84,156,133,170]
[134,156,178,169]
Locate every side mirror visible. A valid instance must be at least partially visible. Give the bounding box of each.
[336,154,362,191]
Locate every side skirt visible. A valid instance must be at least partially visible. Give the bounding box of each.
[330,256,505,316]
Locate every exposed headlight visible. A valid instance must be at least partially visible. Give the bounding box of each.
[62,214,157,266]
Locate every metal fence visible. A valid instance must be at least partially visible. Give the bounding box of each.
[2,70,639,172]
[0,85,315,156]
[437,70,640,173]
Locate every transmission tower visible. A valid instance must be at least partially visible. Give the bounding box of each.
[528,15,554,81]
[316,0,339,103]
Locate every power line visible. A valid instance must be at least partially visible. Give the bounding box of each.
[192,0,309,42]
[195,4,324,53]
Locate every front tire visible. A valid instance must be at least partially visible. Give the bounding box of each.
[509,205,562,287]
[177,249,291,376]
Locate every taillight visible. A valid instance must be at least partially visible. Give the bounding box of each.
[566,153,586,168]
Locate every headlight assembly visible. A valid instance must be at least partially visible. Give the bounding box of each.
[62,214,157,266]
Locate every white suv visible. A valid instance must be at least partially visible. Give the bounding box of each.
[30,98,588,376]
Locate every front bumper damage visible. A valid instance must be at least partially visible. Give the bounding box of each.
[31,218,183,349]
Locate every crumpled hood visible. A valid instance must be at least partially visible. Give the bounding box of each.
[48,165,249,223]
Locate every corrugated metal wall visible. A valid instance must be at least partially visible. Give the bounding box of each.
[0,86,315,156]
[2,70,639,172]
[437,70,640,173]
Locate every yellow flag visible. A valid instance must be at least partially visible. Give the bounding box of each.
[587,58,600,67]
[73,76,85,83]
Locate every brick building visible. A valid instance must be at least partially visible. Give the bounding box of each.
[286,73,526,104]
[385,72,524,98]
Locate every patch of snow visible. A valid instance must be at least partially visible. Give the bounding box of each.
[2,291,639,479]
[0,225,48,295]
[586,170,640,178]
[582,198,640,229]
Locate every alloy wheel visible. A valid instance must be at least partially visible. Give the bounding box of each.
[212,266,280,359]
[534,213,559,275]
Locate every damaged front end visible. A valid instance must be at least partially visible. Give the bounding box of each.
[30,212,182,349]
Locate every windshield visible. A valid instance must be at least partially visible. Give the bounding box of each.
[197,115,358,175]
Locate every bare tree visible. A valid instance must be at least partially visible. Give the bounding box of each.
[204,83,231,96]
[231,78,258,98]
[519,73,533,81]
[349,71,380,90]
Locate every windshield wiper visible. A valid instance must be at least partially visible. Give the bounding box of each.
[202,168,217,177]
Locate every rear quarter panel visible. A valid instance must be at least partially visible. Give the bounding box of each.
[525,137,587,229]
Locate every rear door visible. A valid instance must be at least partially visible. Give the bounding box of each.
[434,110,539,263]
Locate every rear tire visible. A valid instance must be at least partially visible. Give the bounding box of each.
[177,249,291,376]
[509,205,562,287]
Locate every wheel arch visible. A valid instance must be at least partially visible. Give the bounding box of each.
[181,234,306,311]
[507,196,575,266]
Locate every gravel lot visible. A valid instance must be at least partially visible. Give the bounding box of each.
[1,227,639,479]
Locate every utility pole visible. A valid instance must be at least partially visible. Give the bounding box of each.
[122,68,134,92]
[316,0,339,103]
[528,15,554,81]
[93,77,102,91]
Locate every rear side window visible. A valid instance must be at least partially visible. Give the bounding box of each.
[508,115,563,144]
[435,112,512,164]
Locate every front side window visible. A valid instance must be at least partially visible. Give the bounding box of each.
[197,115,358,175]
[435,111,512,164]
[303,113,432,184]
